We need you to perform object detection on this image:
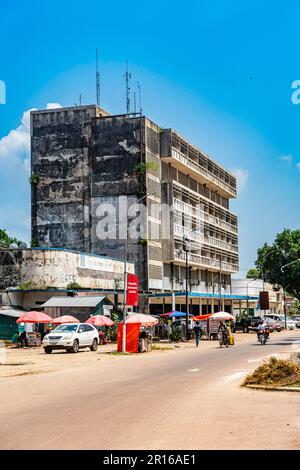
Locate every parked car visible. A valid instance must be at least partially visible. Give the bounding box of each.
[293,316,300,329]
[261,317,275,333]
[265,315,296,330]
[233,317,261,333]
[42,323,99,354]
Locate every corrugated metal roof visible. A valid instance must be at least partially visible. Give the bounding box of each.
[0,308,23,318]
[42,296,106,308]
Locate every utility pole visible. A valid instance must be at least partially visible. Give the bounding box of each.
[183,236,190,340]
[281,259,300,330]
[122,228,128,353]
[219,255,222,311]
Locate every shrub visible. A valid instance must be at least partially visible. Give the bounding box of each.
[242,357,300,386]
[170,325,183,342]
[67,282,83,290]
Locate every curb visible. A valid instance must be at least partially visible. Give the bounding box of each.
[245,384,300,392]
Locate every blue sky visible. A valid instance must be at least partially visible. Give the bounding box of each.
[0,0,300,274]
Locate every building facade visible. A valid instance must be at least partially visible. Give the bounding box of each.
[31,105,239,314]
[231,278,284,315]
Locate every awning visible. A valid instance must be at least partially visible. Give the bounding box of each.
[0,308,24,318]
[42,296,106,308]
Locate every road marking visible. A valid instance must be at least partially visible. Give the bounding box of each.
[188,369,199,372]
[248,359,261,363]
[223,371,246,382]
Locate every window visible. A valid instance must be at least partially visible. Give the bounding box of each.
[84,325,94,332]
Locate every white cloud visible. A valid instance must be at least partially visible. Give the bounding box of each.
[231,168,249,193]
[0,103,61,242]
[46,103,62,110]
[280,154,293,166]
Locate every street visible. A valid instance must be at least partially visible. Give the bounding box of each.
[0,330,299,450]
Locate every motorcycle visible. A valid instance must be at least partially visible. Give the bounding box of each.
[257,329,269,345]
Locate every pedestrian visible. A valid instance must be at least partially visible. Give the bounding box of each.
[193,321,202,347]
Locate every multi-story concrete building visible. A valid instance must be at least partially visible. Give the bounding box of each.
[31,105,239,314]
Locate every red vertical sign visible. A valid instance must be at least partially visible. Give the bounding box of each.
[126,273,139,306]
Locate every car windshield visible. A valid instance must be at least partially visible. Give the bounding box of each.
[52,324,78,333]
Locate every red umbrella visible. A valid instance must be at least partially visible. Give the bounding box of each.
[16,311,53,324]
[86,315,115,327]
[193,314,212,321]
[51,315,80,324]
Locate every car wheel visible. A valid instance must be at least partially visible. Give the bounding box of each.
[243,326,249,333]
[44,347,52,354]
[71,339,79,353]
[90,338,98,352]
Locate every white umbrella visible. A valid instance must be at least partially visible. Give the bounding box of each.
[210,312,235,321]
[126,313,158,327]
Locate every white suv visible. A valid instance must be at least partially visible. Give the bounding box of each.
[43,323,99,354]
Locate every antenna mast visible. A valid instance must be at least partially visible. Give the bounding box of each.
[125,60,131,114]
[96,49,100,107]
[137,82,142,115]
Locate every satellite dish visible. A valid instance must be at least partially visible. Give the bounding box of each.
[18,242,27,249]
[9,243,18,249]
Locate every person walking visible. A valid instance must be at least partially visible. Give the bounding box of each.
[193,321,202,347]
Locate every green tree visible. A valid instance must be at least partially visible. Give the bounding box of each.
[246,268,260,279]
[288,300,300,317]
[0,229,21,247]
[254,229,300,301]
[67,281,83,290]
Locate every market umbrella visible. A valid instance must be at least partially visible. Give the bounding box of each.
[51,315,80,324]
[161,311,194,318]
[210,312,235,321]
[126,313,158,327]
[16,311,53,324]
[193,314,213,321]
[86,315,115,327]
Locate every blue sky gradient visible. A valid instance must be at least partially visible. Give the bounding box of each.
[0,0,300,273]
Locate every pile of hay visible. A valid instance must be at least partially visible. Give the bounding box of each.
[243,356,300,387]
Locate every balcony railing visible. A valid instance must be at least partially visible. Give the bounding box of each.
[173,198,238,235]
[174,249,239,273]
[173,223,239,254]
[165,148,237,198]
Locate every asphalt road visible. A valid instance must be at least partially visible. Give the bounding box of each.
[0,330,299,450]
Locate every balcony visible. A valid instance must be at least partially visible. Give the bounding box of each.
[173,198,238,235]
[173,249,239,273]
[173,223,239,255]
[161,133,237,199]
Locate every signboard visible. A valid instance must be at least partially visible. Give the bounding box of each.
[79,253,114,273]
[126,273,139,306]
[259,291,270,310]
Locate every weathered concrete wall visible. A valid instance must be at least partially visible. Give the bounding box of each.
[0,248,134,290]
[31,106,107,252]
[91,116,149,290]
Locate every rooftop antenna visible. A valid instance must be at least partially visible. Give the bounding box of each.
[137,82,142,115]
[96,49,100,107]
[79,94,82,106]
[133,91,137,114]
[125,60,131,114]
